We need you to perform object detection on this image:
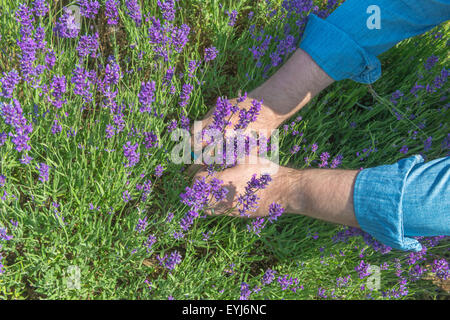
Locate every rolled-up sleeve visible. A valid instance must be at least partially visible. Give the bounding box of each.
[353,155,450,252]
[299,0,450,84]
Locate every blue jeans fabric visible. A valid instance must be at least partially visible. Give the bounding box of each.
[353,155,450,252]
[299,0,450,84]
[298,0,450,251]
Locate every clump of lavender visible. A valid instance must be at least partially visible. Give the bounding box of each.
[179,177,228,232]
[158,0,177,21]
[138,81,156,112]
[37,162,49,183]
[125,0,142,27]
[48,75,67,109]
[135,216,148,233]
[261,268,277,285]
[239,282,252,300]
[1,99,33,152]
[204,46,219,62]
[354,260,371,279]
[158,250,182,270]
[424,55,439,71]
[179,83,193,107]
[71,65,96,103]
[226,9,238,27]
[77,33,99,59]
[143,234,156,253]
[155,164,164,177]
[171,24,190,53]
[123,141,140,167]
[0,70,21,99]
[237,173,272,216]
[105,0,120,25]
[143,131,158,149]
[268,202,284,222]
[431,258,449,280]
[79,0,100,19]
[32,0,49,17]
[234,99,262,130]
[54,7,80,38]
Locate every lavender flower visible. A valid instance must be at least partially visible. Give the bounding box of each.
[143,131,158,149]
[105,0,120,25]
[237,174,272,216]
[79,0,100,19]
[138,81,156,111]
[158,0,176,21]
[15,4,35,38]
[51,119,62,134]
[355,260,371,279]
[261,268,277,285]
[45,49,56,70]
[20,154,33,164]
[171,24,190,53]
[268,202,284,222]
[143,234,156,252]
[54,7,80,38]
[431,259,449,280]
[77,33,99,58]
[135,216,148,233]
[0,132,7,147]
[37,162,49,183]
[123,190,131,203]
[0,227,13,241]
[155,164,164,177]
[204,46,219,62]
[32,0,49,17]
[162,67,175,86]
[424,55,439,71]
[330,154,343,168]
[48,75,67,109]
[226,10,238,27]
[179,83,193,107]
[34,25,47,50]
[317,287,327,299]
[0,70,21,99]
[71,65,95,102]
[234,99,262,130]
[318,151,330,168]
[247,217,265,235]
[0,175,5,187]
[125,0,142,26]
[239,282,252,300]
[123,141,140,167]
[158,250,182,270]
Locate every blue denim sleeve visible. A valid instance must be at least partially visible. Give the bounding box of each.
[299,0,450,84]
[353,155,450,252]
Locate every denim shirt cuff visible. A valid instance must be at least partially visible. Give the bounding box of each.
[299,14,382,84]
[353,155,425,252]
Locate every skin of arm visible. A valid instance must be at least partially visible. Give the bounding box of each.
[196,48,335,136]
[195,161,361,228]
[193,47,360,228]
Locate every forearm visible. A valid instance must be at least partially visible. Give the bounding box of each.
[248,48,334,126]
[283,167,360,228]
